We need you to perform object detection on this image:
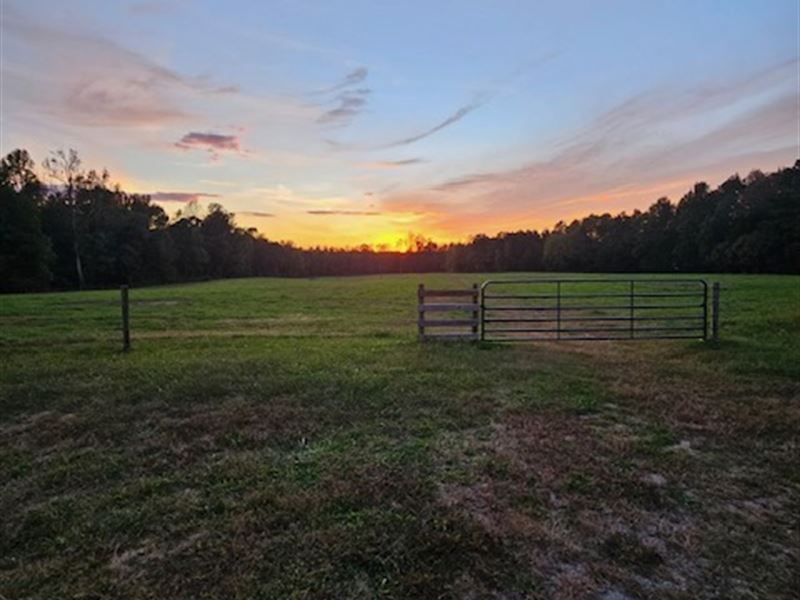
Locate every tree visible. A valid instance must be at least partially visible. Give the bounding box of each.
[43,149,85,288]
[0,150,52,291]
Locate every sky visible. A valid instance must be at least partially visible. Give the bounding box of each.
[1,0,798,249]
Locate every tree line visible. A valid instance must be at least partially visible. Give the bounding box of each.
[1,148,798,293]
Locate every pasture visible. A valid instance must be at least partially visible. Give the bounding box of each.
[1,274,798,598]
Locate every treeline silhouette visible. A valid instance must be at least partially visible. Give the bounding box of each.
[1,148,798,293]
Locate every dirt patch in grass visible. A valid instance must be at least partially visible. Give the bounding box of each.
[436,410,710,598]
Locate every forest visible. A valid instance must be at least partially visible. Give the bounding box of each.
[1,148,798,292]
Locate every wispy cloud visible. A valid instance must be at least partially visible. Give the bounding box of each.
[435,59,798,194]
[326,57,556,151]
[151,191,220,202]
[239,210,276,218]
[2,5,236,128]
[431,172,497,192]
[313,66,372,126]
[377,59,799,239]
[317,89,371,125]
[324,97,487,150]
[359,158,426,169]
[313,67,368,95]
[374,95,488,149]
[307,209,381,216]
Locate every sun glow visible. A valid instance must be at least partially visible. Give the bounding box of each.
[367,232,415,252]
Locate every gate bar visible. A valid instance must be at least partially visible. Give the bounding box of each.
[486,326,704,334]
[483,292,703,300]
[483,303,704,311]
[484,315,704,323]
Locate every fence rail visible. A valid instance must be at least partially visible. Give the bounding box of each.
[418,284,479,341]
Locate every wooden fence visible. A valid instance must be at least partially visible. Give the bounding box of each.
[417,283,479,341]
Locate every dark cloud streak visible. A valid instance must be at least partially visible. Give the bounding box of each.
[307,209,381,216]
[240,211,276,218]
[151,191,219,202]
[176,132,241,151]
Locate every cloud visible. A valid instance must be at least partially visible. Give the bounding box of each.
[359,158,427,169]
[313,67,368,95]
[2,5,237,127]
[314,67,371,126]
[151,191,220,202]
[327,95,490,150]
[378,97,487,148]
[317,89,371,125]
[431,173,497,192]
[631,93,798,173]
[307,209,382,216]
[176,132,241,156]
[432,59,798,196]
[376,59,799,240]
[327,57,556,150]
[387,158,425,166]
[239,211,276,218]
[60,78,189,127]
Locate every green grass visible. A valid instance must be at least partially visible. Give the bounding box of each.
[1,273,798,598]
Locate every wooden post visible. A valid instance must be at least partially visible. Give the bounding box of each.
[711,282,720,343]
[471,283,479,339]
[556,281,561,340]
[703,281,709,340]
[629,280,635,339]
[417,283,425,341]
[121,285,130,352]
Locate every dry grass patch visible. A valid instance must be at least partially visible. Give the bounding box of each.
[436,410,708,598]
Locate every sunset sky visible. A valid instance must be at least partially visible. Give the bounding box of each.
[2,0,798,249]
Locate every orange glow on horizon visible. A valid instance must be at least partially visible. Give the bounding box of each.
[150,161,780,252]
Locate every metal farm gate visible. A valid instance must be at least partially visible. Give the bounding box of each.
[479,279,712,342]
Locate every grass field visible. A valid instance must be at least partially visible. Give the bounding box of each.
[1,273,798,599]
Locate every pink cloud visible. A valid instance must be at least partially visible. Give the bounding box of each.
[3,5,237,128]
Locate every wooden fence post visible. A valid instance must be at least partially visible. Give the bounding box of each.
[418,283,425,341]
[711,282,720,343]
[121,285,130,352]
[471,283,479,338]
